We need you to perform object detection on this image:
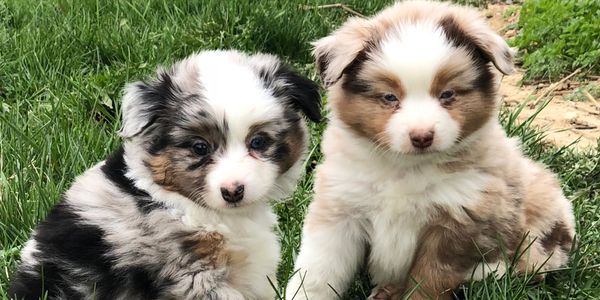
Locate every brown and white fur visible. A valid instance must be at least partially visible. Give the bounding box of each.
[9,50,321,300]
[286,1,575,299]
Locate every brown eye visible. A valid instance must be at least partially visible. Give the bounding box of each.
[192,140,211,156]
[439,89,455,105]
[383,93,398,102]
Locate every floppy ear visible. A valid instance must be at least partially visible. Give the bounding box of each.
[312,17,374,87]
[271,63,322,123]
[119,72,176,138]
[469,26,515,75]
[441,14,515,75]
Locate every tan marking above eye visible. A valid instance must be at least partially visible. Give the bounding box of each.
[245,121,278,143]
[358,59,407,99]
[429,49,479,98]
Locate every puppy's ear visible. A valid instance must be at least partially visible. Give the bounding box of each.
[271,63,322,123]
[119,72,176,138]
[472,28,515,75]
[312,17,373,87]
[440,14,515,75]
[252,54,323,123]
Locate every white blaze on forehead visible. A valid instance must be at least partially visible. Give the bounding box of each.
[377,22,453,94]
[193,51,284,141]
[375,22,462,153]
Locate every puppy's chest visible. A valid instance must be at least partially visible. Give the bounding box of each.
[221,220,280,270]
[359,167,489,278]
[182,210,280,288]
[364,166,487,213]
[220,220,281,298]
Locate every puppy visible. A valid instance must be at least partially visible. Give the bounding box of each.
[286,1,574,299]
[9,50,321,300]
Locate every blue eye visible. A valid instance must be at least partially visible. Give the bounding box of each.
[192,140,210,156]
[439,89,455,100]
[249,136,269,151]
[383,94,398,102]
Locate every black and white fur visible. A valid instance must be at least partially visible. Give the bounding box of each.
[9,50,321,300]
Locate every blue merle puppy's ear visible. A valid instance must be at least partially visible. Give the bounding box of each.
[250,54,322,122]
[119,71,178,138]
[271,63,322,123]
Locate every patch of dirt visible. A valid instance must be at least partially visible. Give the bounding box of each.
[484,4,600,151]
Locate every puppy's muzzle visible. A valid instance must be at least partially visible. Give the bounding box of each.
[220,184,244,203]
[409,130,434,149]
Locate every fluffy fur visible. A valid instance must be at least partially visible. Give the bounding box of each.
[9,50,321,300]
[286,1,575,299]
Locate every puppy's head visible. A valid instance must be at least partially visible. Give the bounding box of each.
[120,50,321,210]
[314,1,514,155]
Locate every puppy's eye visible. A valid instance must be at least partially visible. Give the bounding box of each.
[249,136,269,151]
[383,93,398,102]
[439,89,455,104]
[192,140,211,156]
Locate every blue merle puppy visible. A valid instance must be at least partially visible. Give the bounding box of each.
[9,50,321,300]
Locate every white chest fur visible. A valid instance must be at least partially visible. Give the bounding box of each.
[321,146,490,284]
[182,205,280,299]
[367,207,424,283]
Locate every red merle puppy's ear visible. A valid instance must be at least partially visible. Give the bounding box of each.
[312,17,374,88]
[439,13,515,75]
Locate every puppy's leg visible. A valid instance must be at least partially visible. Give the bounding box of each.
[369,284,402,300]
[111,215,246,298]
[286,201,365,300]
[520,164,575,275]
[171,230,253,299]
[402,228,471,300]
[203,284,246,300]
[403,259,463,300]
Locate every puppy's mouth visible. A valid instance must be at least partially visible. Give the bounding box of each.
[223,201,249,209]
[384,148,452,164]
[392,147,440,156]
[409,147,437,154]
[219,196,261,210]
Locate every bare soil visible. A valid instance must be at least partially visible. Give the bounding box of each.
[484,4,600,151]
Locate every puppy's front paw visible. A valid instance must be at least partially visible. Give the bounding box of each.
[182,231,228,267]
[205,285,245,300]
[369,284,402,300]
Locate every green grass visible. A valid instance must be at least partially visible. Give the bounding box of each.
[514,0,600,81]
[1,0,599,299]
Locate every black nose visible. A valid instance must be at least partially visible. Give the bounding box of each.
[220,184,244,203]
[409,131,434,149]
